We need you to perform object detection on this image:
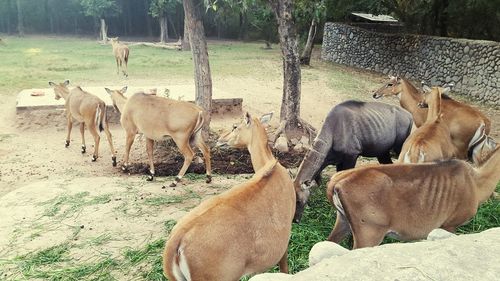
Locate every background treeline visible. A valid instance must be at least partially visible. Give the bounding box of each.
[0,0,498,42]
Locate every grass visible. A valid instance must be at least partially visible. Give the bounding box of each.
[40,192,112,218]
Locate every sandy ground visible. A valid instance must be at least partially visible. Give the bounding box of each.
[0,61,498,279]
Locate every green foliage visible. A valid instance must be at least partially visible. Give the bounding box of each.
[149,0,182,18]
[80,0,119,18]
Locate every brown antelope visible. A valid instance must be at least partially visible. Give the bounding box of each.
[372,76,491,159]
[326,146,500,249]
[162,112,296,281]
[109,37,129,77]
[49,80,116,166]
[105,87,211,186]
[398,86,458,163]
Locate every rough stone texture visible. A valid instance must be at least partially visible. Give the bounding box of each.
[249,273,292,281]
[274,135,290,152]
[252,228,500,281]
[321,23,500,105]
[427,228,457,241]
[308,241,349,267]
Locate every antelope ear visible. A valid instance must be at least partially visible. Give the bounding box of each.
[423,85,432,93]
[63,80,70,86]
[104,88,113,95]
[121,86,128,93]
[260,112,273,124]
[49,81,56,87]
[244,112,252,126]
[421,80,428,87]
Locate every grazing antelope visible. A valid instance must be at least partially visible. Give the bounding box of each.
[109,37,129,77]
[162,112,296,281]
[293,100,413,223]
[372,76,491,159]
[398,86,458,163]
[49,80,116,166]
[105,87,211,186]
[326,145,500,249]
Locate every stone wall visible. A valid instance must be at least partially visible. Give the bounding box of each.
[321,22,500,105]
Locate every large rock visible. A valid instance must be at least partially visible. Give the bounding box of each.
[427,228,457,241]
[274,135,289,153]
[308,241,349,267]
[251,228,500,281]
[248,273,292,281]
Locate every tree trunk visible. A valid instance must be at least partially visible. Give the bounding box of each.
[100,18,107,42]
[16,0,24,36]
[168,16,179,38]
[269,0,303,138]
[300,17,317,65]
[183,0,212,136]
[238,11,246,40]
[181,15,190,51]
[144,2,153,37]
[160,14,169,43]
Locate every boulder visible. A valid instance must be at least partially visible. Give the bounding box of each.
[274,135,289,153]
[249,273,292,281]
[427,228,457,241]
[308,241,349,267]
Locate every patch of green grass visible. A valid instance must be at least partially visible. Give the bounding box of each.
[0,133,17,142]
[17,243,70,272]
[124,239,165,265]
[163,220,177,233]
[40,192,111,218]
[144,190,200,206]
[458,183,500,234]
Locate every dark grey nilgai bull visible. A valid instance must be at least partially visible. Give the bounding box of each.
[293,100,413,223]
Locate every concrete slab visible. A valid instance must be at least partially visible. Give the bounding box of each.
[16,85,242,127]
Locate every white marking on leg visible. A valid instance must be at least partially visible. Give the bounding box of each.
[403,151,411,163]
[333,190,345,217]
[418,150,425,163]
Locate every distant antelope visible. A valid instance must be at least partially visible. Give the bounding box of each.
[326,146,500,249]
[49,80,116,166]
[109,37,129,77]
[162,112,295,281]
[105,87,211,186]
[373,76,491,159]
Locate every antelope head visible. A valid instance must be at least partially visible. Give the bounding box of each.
[48,80,70,100]
[216,112,272,148]
[293,177,317,223]
[372,76,402,99]
[104,86,128,113]
[109,37,120,45]
[418,85,451,108]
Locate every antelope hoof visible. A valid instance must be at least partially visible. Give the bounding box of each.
[146,175,154,181]
[112,156,117,167]
[169,182,177,187]
[81,145,86,154]
[91,155,97,162]
[121,165,128,172]
[65,140,70,147]
[206,175,212,184]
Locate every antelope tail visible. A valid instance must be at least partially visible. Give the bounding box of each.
[95,104,105,132]
[189,111,205,147]
[163,235,190,281]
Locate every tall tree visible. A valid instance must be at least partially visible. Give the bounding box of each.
[297,0,326,65]
[16,0,24,36]
[269,0,313,141]
[80,0,119,41]
[183,0,212,134]
[150,0,182,43]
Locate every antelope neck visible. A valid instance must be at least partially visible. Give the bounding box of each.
[113,94,127,113]
[400,81,421,113]
[247,126,274,171]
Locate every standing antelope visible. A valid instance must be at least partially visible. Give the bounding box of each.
[398,85,458,163]
[105,87,211,186]
[49,80,116,166]
[162,112,296,281]
[372,76,491,159]
[326,146,500,249]
[109,37,129,77]
[293,100,413,223]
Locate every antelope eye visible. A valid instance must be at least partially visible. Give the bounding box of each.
[232,124,238,130]
[387,83,393,87]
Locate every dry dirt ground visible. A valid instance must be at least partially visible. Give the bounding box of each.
[0,61,498,279]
